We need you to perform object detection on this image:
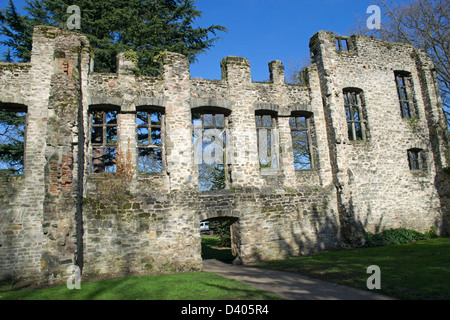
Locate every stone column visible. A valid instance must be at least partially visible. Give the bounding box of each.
[278,116,296,187]
[161,52,196,191]
[221,56,261,188]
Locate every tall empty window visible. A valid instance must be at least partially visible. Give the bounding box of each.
[193,111,228,191]
[256,113,278,170]
[0,106,27,175]
[290,115,312,170]
[344,90,367,141]
[90,109,118,173]
[395,71,417,119]
[137,109,164,174]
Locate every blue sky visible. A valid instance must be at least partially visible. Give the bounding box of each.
[192,0,375,80]
[1,0,376,81]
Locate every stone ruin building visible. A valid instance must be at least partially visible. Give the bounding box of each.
[0,26,449,284]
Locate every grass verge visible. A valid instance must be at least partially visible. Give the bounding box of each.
[0,236,280,300]
[257,237,450,300]
[0,272,281,300]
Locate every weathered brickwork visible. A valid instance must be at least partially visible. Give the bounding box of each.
[0,26,448,285]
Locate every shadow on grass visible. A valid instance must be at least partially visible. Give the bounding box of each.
[257,237,450,300]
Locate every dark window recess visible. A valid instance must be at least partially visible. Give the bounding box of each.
[192,112,228,191]
[408,149,425,171]
[344,91,367,141]
[256,114,278,170]
[289,115,313,170]
[90,110,118,173]
[137,110,164,174]
[395,72,417,119]
[0,108,26,175]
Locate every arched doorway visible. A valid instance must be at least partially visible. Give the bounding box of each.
[199,215,241,264]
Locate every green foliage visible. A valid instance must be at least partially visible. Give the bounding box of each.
[210,165,226,190]
[201,235,234,262]
[209,218,234,247]
[0,110,26,174]
[0,0,227,75]
[122,50,138,64]
[0,0,34,63]
[364,227,438,248]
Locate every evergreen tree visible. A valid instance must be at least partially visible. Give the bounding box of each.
[0,0,34,63]
[0,110,26,174]
[0,0,227,75]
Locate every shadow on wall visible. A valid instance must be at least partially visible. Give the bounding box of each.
[435,172,450,236]
[244,193,406,264]
[245,199,343,264]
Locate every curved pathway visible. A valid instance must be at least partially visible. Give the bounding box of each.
[202,259,395,300]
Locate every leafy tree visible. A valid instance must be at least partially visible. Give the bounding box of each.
[0,0,227,75]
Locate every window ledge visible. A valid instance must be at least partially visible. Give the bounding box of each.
[260,168,279,176]
[137,172,166,178]
[348,139,369,146]
[295,169,316,174]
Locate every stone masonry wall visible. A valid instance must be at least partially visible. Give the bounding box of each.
[310,32,449,241]
[0,26,448,285]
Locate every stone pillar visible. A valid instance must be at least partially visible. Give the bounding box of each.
[42,28,91,282]
[269,60,285,85]
[116,52,136,75]
[17,26,59,280]
[161,52,196,190]
[278,116,296,187]
[221,56,261,188]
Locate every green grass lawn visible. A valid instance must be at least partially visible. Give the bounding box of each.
[2,236,448,300]
[0,236,280,300]
[0,271,281,300]
[201,235,234,262]
[257,237,450,300]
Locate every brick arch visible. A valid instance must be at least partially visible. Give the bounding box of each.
[189,98,234,112]
[253,102,283,115]
[289,103,313,115]
[198,210,242,223]
[197,193,242,222]
[135,97,166,109]
[88,95,123,108]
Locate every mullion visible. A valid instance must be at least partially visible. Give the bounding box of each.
[344,92,364,141]
[138,111,161,148]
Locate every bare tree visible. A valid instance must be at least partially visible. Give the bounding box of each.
[285,56,311,85]
[353,0,449,127]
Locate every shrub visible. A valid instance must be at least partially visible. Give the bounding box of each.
[365,227,438,247]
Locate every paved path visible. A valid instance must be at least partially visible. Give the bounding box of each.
[203,259,395,300]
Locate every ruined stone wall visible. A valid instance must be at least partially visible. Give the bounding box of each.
[310,31,449,240]
[0,26,448,284]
